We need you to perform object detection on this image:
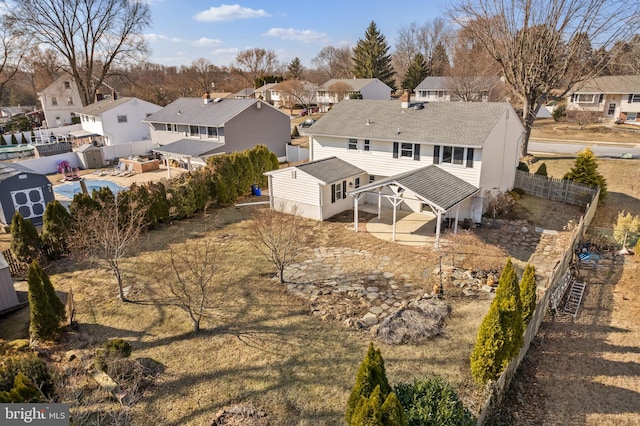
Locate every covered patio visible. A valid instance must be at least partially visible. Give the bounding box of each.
[347,165,480,248]
[152,139,223,177]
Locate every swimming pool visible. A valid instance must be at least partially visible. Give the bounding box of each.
[54,179,126,200]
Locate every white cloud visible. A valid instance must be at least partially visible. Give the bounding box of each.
[144,33,182,43]
[263,28,328,43]
[194,4,270,22]
[192,37,223,47]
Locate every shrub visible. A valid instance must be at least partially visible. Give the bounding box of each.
[520,264,537,326]
[104,338,132,358]
[28,261,61,341]
[41,200,72,259]
[0,373,42,403]
[11,133,18,145]
[95,339,132,372]
[552,103,566,121]
[613,211,640,248]
[0,354,53,400]
[291,125,299,137]
[511,187,525,196]
[534,163,548,177]
[495,258,523,359]
[563,147,607,201]
[394,376,475,426]
[0,135,6,145]
[10,212,41,263]
[517,162,529,172]
[486,192,517,219]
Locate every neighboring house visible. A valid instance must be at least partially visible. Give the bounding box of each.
[0,106,31,119]
[0,162,54,226]
[254,83,279,104]
[144,95,290,169]
[37,75,84,128]
[234,88,255,99]
[414,76,500,103]
[71,96,162,146]
[316,78,392,109]
[268,80,318,110]
[266,99,523,243]
[566,75,640,124]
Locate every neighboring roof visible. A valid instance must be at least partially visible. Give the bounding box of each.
[415,76,499,91]
[69,129,100,138]
[144,97,270,127]
[320,78,390,91]
[570,75,640,94]
[76,96,137,116]
[286,156,365,184]
[0,162,40,181]
[152,139,224,157]
[254,83,278,93]
[349,165,479,211]
[235,88,255,97]
[307,100,513,147]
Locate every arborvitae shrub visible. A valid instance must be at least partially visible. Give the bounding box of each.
[520,264,537,326]
[517,162,529,172]
[10,213,41,263]
[470,303,506,383]
[28,262,60,341]
[291,125,299,137]
[380,391,408,426]
[495,258,523,360]
[41,200,72,258]
[563,147,607,201]
[394,376,475,426]
[535,163,548,177]
[37,263,66,322]
[0,373,42,403]
[11,133,18,145]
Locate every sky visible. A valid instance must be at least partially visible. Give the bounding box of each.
[146,1,449,68]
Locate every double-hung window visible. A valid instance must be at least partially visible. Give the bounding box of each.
[331,181,346,203]
[393,142,421,160]
[189,125,199,137]
[207,127,218,139]
[434,144,474,168]
[348,138,357,150]
[628,94,640,103]
[364,140,370,151]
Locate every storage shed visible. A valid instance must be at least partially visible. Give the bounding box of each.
[0,251,18,312]
[0,162,55,226]
[76,143,105,169]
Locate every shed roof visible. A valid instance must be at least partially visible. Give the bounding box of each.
[295,156,365,184]
[307,100,513,147]
[0,162,40,181]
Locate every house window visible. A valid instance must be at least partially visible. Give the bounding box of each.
[433,145,440,164]
[207,127,218,139]
[189,125,199,137]
[466,148,474,168]
[608,104,616,115]
[67,97,73,105]
[354,177,360,189]
[64,81,71,89]
[400,143,414,158]
[331,181,346,203]
[172,124,178,133]
[453,147,464,165]
[369,175,375,184]
[91,117,95,122]
[574,93,596,103]
[598,94,604,103]
[627,112,638,122]
[364,139,370,151]
[629,94,640,103]
[117,115,127,123]
[442,146,452,163]
[348,138,357,150]
[51,97,58,106]
[166,123,172,131]
[393,142,420,160]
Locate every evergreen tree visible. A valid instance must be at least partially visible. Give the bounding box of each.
[346,342,392,423]
[402,53,429,92]
[41,200,72,258]
[10,212,41,263]
[35,261,65,322]
[430,42,450,76]
[28,261,60,341]
[520,264,537,326]
[287,57,304,80]
[470,303,506,383]
[21,133,28,144]
[380,392,407,426]
[353,21,396,90]
[495,258,524,361]
[0,135,6,146]
[11,133,18,145]
[563,147,607,200]
[535,163,548,176]
[351,385,384,425]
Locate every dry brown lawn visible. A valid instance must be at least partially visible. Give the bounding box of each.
[531,118,640,144]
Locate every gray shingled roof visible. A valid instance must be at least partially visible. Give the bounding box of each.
[571,75,640,94]
[152,139,224,157]
[0,162,40,181]
[76,97,136,116]
[144,98,263,127]
[297,156,365,184]
[350,165,479,211]
[415,77,450,91]
[307,100,512,147]
[319,78,389,91]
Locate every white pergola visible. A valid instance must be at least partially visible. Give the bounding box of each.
[347,166,480,248]
[152,139,223,178]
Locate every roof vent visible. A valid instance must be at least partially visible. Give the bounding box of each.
[366,118,371,125]
[213,97,223,103]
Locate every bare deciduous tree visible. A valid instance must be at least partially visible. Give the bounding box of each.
[275,80,318,114]
[189,58,219,95]
[249,205,306,284]
[233,48,278,88]
[0,14,30,102]
[152,236,220,332]
[311,45,353,81]
[448,0,640,157]
[70,193,148,302]
[327,81,354,102]
[11,0,151,106]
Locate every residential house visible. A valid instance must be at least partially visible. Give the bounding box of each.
[566,75,640,124]
[234,88,255,99]
[316,78,392,110]
[254,83,279,105]
[266,98,523,243]
[71,96,162,146]
[414,76,500,103]
[143,94,290,170]
[37,75,84,128]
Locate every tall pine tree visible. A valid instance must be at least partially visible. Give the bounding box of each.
[402,53,429,92]
[352,21,396,91]
[36,262,65,322]
[287,57,304,80]
[10,212,41,263]
[42,200,72,258]
[563,147,607,200]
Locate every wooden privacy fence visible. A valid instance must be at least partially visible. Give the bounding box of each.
[514,170,598,207]
[477,187,600,425]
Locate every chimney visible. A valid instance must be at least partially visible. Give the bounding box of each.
[95,92,104,102]
[112,90,117,101]
[203,92,212,104]
[400,89,411,108]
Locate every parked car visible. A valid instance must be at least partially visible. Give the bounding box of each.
[298,107,319,116]
[299,119,316,128]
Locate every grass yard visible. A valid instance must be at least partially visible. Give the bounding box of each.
[531,118,640,144]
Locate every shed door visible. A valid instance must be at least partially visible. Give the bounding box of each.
[11,188,46,220]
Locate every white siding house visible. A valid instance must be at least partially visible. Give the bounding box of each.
[269,99,523,225]
[37,76,84,128]
[74,96,162,146]
[316,78,392,110]
[567,75,640,124]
